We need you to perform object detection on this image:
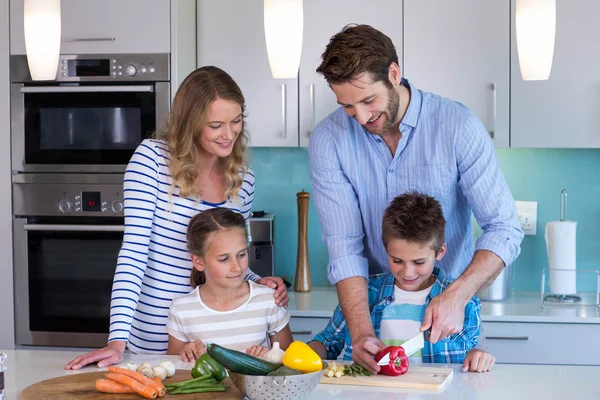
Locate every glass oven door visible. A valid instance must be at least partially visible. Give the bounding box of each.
[14,217,125,347]
[11,82,170,173]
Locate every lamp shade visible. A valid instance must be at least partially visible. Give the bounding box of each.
[24,0,61,81]
[516,0,556,81]
[264,0,303,79]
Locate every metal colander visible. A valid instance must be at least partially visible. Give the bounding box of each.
[228,368,323,400]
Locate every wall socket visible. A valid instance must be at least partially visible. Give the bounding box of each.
[515,200,538,235]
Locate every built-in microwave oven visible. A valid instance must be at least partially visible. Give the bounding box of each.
[10,54,171,174]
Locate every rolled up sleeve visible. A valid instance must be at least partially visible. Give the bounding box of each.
[457,110,524,267]
[309,122,369,285]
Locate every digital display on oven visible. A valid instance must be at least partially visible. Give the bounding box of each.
[82,191,101,211]
[68,59,110,77]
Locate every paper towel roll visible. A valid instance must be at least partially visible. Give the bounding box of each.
[545,220,577,295]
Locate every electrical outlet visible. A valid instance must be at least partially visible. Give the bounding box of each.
[515,200,538,235]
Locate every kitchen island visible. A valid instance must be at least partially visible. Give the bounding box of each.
[2,349,599,399]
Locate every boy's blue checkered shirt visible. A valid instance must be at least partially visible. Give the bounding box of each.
[312,268,481,363]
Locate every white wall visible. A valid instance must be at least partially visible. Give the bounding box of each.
[0,0,15,350]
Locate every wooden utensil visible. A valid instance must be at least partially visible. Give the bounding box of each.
[294,190,311,292]
[20,369,244,400]
[320,365,453,391]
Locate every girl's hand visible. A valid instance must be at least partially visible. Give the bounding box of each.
[462,349,496,373]
[256,276,289,307]
[180,340,207,362]
[246,345,269,357]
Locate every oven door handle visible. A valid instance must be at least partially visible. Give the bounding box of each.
[20,85,155,94]
[23,224,126,232]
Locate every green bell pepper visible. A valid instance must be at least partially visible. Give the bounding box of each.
[191,352,227,382]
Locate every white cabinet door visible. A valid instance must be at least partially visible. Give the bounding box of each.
[511,0,600,148]
[197,0,299,147]
[403,0,509,148]
[10,0,170,55]
[299,0,403,147]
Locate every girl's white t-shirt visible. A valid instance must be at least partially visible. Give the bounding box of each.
[166,281,289,352]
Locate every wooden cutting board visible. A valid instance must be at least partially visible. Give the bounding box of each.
[320,365,454,390]
[21,369,245,400]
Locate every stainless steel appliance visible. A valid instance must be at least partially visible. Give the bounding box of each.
[10,53,170,174]
[248,213,275,279]
[13,173,125,347]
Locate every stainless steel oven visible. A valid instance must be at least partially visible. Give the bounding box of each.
[10,53,170,174]
[13,173,125,347]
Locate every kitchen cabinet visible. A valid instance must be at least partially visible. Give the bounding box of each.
[483,321,600,365]
[510,0,600,148]
[289,316,329,345]
[298,0,403,147]
[197,0,402,147]
[403,0,510,148]
[10,0,171,55]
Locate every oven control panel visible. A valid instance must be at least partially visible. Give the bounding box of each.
[12,178,126,217]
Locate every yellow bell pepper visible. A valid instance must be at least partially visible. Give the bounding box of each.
[282,341,323,373]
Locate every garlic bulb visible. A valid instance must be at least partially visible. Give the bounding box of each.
[137,362,152,372]
[139,366,155,378]
[152,366,167,381]
[159,360,176,378]
[260,342,285,364]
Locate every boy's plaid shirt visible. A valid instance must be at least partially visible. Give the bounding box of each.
[312,267,481,363]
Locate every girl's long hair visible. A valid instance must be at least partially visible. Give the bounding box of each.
[187,208,248,288]
[154,66,249,201]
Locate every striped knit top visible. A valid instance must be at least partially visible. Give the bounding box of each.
[109,139,257,354]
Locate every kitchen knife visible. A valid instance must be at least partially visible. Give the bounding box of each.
[377,331,427,366]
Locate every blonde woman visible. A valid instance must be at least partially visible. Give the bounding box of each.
[66,66,288,370]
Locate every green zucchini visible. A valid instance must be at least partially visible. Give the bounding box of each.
[207,343,281,375]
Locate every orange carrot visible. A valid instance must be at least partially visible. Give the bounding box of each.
[152,377,163,383]
[105,372,157,399]
[95,378,136,394]
[108,366,166,396]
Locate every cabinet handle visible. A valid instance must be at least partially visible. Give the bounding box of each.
[62,37,116,42]
[309,84,315,136]
[291,330,313,335]
[281,83,287,139]
[486,336,529,341]
[489,83,497,139]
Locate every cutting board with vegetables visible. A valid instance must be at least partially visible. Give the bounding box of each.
[20,369,244,400]
[320,365,454,390]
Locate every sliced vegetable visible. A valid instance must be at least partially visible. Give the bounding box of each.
[191,352,227,381]
[207,343,280,375]
[374,346,409,376]
[282,341,323,374]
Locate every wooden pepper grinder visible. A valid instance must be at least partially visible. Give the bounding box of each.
[294,190,311,292]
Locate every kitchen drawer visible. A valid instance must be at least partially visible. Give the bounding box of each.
[288,316,329,344]
[483,322,600,365]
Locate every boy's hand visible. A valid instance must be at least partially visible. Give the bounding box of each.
[462,349,495,373]
[246,345,269,358]
[180,340,207,362]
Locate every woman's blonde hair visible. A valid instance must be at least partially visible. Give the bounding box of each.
[187,208,248,288]
[155,66,249,201]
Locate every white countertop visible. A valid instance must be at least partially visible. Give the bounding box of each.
[2,349,600,400]
[288,288,600,323]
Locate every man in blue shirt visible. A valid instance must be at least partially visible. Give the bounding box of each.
[308,24,523,373]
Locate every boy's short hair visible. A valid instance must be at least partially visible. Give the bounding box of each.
[382,192,446,253]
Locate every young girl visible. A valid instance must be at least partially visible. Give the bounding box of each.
[166,208,293,361]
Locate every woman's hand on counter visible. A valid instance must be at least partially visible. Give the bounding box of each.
[256,276,289,307]
[64,340,126,370]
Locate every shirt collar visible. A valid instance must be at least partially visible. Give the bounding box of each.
[399,78,422,130]
[379,266,449,301]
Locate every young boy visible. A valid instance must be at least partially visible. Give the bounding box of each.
[309,192,495,373]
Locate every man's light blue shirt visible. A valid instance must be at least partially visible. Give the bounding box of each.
[308,79,523,284]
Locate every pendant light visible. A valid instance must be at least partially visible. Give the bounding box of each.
[263,0,303,79]
[24,0,61,81]
[516,0,556,81]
